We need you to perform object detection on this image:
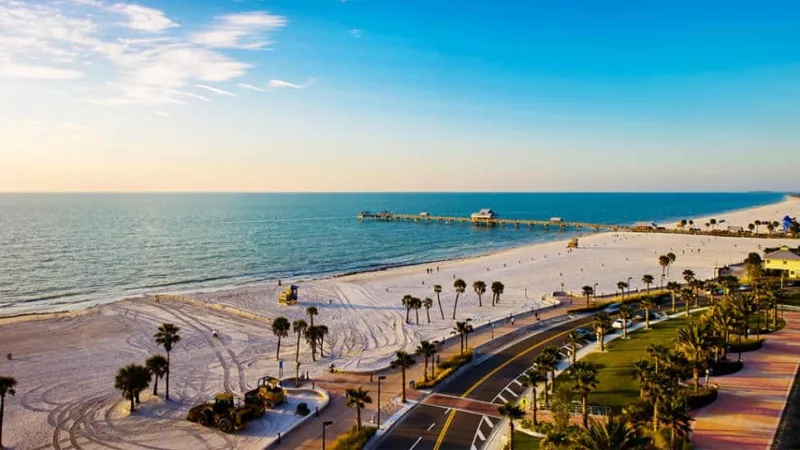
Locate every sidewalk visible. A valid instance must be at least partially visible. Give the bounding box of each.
[271,299,572,449]
[692,311,800,450]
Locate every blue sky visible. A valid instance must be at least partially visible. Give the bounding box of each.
[0,0,798,192]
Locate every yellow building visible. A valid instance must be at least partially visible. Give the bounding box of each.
[764,246,800,279]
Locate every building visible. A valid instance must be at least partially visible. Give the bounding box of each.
[764,246,800,279]
[471,208,498,225]
[632,221,657,231]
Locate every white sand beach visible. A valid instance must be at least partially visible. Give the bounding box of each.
[1,197,798,449]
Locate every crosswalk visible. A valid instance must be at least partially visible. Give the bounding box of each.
[470,415,496,450]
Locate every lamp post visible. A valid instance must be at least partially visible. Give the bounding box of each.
[377,375,387,428]
[593,283,598,302]
[627,277,633,296]
[465,318,473,349]
[322,420,333,450]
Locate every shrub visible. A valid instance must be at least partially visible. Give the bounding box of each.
[331,425,377,450]
[729,338,764,353]
[686,387,718,410]
[710,359,743,376]
[295,402,311,416]
[415,349,473,389]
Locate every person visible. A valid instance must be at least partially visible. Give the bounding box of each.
[511,317,515,326]
[212,329,218,338]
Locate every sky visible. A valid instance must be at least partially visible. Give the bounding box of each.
[0,0,798,192]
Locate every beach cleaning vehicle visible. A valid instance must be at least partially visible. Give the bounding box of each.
[186,392,265,433]
[278,284,298,305]
[248,375,286,408]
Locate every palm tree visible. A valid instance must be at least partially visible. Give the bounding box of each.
[272,316,291,360]
[616,281,628,300]
[454,321,471,354]
[115,364,151,412]
[564,331,585,364]
[582,285,594,306]
[491,281,505,306]
[646,344,670,374]
[153,323,181,401]
[681,287,694,316]
[676,323,711,392]
[641,274,654,294]
[593,312,612,351]
[423,297,433,324]
[541,346,561,394]
[292,319,308,362]
[391,351,416,402]
[0,376,17,448]
[640,296,656,329]
[345,387,372,431]
[754,219,762,234]
[658,255,670,281]
[416,340,437,381]
[533,354,552,406]
[682,269,695,285]
[306,306,319,327]
[734,293,755,339]
[316,324,329,358]
[666,252,676,276]
[433,284,445,320]
[618,304,634,339]
[659,398,695,447]
[519,367,544,425]
[572,414,650,449]
[708,301,735,360]
[709,218,717,230]
[632,359,653,399]
[767,223,775,234]
[666,281,681,312]
[540,430,571,450]
[145,355,168,396]
[410,297,423,325]
[497,402,525,450]
[402,294,413,324]
[453,279,466,319]
[305,325,321,361]
[473,280,486,307]
[748,223,755,233]
[570,361,599,428]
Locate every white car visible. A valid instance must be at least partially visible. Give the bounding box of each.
[611,318,631,330]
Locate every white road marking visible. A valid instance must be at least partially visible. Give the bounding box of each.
[476,428,486,441]
[471,446,479,450]
[496,394,508,403]
[409,437,422,450]
[511,379,523,387]
[443,408,451,415]
[504,386,519,397]
[427,422,436,431]
[483,416,495,428]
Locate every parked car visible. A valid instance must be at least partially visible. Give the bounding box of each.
[611,318,631,330]
[574,328,593,338]
[604,303,621,313]
[635,311,663,321]
[738,285,753,292]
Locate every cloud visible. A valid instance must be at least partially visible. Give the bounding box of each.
[0,61,84,79]
[194,84,236,97]
[154,110,170,117]
[268,79,315,89]
[110,4,178,33]
[238,83,266,92]
[185,92,210,102]
[349,28,361,38]
[191,12,287,49]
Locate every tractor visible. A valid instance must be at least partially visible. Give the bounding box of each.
[186,392,264,433]
[246,376,286,408]
[278,284,298,305]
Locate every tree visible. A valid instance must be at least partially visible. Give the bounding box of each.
[666,252,676,276]
[145,355,168,396]
[550,384,573,431]
[593,312,612,352]
[391,351,416,403]
[534,354,552,406]
[305,325,321,361]
[540,431,571,450]
[491,281,505,306]
[582,285,594,306]
[619,304,634,339]
[707,301,736,360]
[646,344,671,375]
[402,294,413,324]
[658,398,694,447]
[541,346,562,394]
[681,288,694,316]
[306,306,319,327]
[292,319,308,362]
[423,297,433,324]
[416,340,437,381]
[632,360,654,399]
[754,219,762,234]
[572,414,650,450]
[453,279,466,319]
[676,323,711,392]
[0,376,17,449]
[345,387,372,431]
[519,367,544,425]
[658,255,670,280]
[570,361,599,428]
[564,331,585,364]
[115,364,151,412]
[316,325,329,358]
[433,284,445,320]
[679,219,687,229]
[682,269,695,286]
[473,280,486,307]
[744,252,764,283]
[453,321,472,354]
[767,223,775,234]
[709,218,717,230]
[748,223,755,233]
[642,274,654,294]
[616,281,628,299]
[410,297,423,325]
[272,316,291,360]
[153,323,181,401]
[666,282,681,312]
[640,296,657,329]
[497,402,524,450]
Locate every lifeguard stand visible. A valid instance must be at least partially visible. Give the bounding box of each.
[278,285,298,305]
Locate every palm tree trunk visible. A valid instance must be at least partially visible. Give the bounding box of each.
[356,407,361,431]
[436,293,444,320]
[550,369,555,395]
[582,394,588,428]
[543,380,549,406]
[571,346,576,365]
[166,351,171,401]
[672,293,676,313]
[426,308,431,324]
[1,396,5,448]
[153,375,159,395]
[452,294,459,319]
[276,336,282,360]
[401,368,407,403]
[756,311,761,339]
[478,293,482,307]
[424,357,429,381]
[585,295,590,307]
[509,421,515,450]
[645,309,650,329]
[130,395,135,412]
[653,398,659,432]
[296,333,301,362]
[406,307,410,324]
[319,337,325,358]
[694,368,699,393]
[623,322,628,339]
[532,388,538,425]
[416,309,420,325]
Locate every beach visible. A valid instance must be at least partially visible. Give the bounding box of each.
[1,197,798,449]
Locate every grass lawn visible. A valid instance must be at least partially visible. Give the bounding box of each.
[555,314,695,412]
[513,431,540,449]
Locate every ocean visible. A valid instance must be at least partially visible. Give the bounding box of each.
[0,192,786,316]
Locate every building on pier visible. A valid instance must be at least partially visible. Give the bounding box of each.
[470,208,498,226]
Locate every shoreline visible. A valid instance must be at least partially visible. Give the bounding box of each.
[1,195,793,322]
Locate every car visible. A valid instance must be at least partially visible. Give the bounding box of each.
[611,318,631,330]
[738,285,753,292]
[604,303,621,313]
[635,311,663,321]
[574,328,593,338]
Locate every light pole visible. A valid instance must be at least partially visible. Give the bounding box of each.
[627,277,633,296]
[322,420,333,450]
[593,283,598,302]
[465,318,473,349]
[377,375,387,428]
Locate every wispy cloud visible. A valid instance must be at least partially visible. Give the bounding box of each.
[349,28,361,38]
[154,110,170,117]
[110,4,178,33]
[268,79,315,89]
[0,61,84,80]
[238,83,267,93]
[194,84,236,97]
[191,12,286,49]
[185,92,210,102]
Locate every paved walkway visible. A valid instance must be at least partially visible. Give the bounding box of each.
[692,311,800,450]
[271,299,572,449]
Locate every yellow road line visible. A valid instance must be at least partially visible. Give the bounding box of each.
[432,325,583,450]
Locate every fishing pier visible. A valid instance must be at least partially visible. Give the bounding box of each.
[357,209,629,232]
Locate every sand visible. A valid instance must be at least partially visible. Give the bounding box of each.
[1,197,798,449]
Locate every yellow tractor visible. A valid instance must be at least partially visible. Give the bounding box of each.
[278,284,298,305]
[246,376,286,408]
[186,392,264,433]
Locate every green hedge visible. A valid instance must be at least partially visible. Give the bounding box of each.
[710,359,743,376]
[566,290,667,314]
[331,425,377,450]
[687,387,718,410]
[729,338,764,353]
[415,349,473,389]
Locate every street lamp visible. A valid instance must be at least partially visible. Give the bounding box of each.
[627,277,632,295]
[322,420,333,450]
[593,283,598,302]
[377,375,387,428]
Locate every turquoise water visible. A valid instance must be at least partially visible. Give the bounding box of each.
[0,193,786,316]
